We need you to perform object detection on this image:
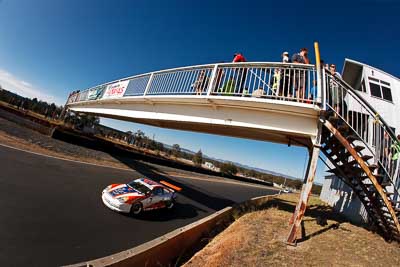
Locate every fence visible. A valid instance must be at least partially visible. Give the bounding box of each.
[66,62,318,105]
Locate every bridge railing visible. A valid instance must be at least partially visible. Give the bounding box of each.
[66,62,318,105]
[325,71,400,199]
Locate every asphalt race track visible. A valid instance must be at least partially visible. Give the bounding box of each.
[0,144,278,266]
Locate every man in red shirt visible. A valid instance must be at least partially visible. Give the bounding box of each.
[232,53,247,94]
[233,53,246,63]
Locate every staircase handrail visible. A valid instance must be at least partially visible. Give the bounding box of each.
[325,72,399,196]
[331,73,398,142]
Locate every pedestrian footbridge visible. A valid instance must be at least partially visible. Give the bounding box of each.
[67,62,321,147]
[66,56,400,244]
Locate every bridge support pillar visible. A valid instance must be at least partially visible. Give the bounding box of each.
[286,129,321,245]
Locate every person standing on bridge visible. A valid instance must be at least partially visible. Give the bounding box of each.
[292,48,310,101]
[192,70,209,95]
[280,51,292,98]
[232,53,247,95]
[328,64,347,118]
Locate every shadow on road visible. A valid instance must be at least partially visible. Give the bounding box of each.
[121,202,208,222]
[112,154,236,211]
[52,130,239,211]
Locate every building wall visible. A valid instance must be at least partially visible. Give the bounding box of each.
[356,65,399,133]
[320,176,369,224]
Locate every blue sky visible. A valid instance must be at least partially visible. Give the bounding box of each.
[0,0,399,182]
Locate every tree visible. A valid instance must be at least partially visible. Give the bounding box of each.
[192,149,203,166]
[246,169,258,178]
[133,130,145,147]
[172,144,181,157]
[220,162,238,176]
[64,111,99,129]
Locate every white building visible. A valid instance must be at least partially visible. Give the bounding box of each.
[342,58,399,132]
[320,58,400,223]
[203,161,219,171]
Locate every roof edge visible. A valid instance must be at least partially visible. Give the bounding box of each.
[344,58,400,82]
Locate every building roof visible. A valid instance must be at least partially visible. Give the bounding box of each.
[342,58,400,84]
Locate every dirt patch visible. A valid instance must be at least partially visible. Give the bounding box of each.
[184,194,400,267]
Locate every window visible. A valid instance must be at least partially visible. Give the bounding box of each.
[369,82,382,98]
[368,77,392,102]
[153,187,164,196]
[382,86,392,102]
[369,77,379,83]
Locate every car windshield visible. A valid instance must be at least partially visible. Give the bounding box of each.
[127,181,151,195]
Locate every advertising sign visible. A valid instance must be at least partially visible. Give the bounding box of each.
[87,85,106,100]
[102,80,130,99]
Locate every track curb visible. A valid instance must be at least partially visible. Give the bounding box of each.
[65,193,280,267]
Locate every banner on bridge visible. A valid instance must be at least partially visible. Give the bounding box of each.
[87,85,106,100]
[102,81,130,99]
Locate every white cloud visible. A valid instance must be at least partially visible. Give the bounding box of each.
[0,69,63,105]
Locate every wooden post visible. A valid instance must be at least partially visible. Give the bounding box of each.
[286,143,321,245]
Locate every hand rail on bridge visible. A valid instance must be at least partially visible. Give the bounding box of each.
[66,62,318,106]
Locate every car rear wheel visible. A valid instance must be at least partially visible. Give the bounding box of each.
[130,202,143,215]
[165,200,175,210]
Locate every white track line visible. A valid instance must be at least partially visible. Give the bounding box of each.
[0,142,276,189]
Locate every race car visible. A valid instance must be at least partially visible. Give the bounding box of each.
[101,178,178,215]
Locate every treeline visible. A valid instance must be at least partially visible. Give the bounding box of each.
[0,89,63,119]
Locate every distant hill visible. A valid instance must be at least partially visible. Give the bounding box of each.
[161,144,323,185]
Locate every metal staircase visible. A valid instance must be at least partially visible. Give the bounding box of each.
[320,72,400,241]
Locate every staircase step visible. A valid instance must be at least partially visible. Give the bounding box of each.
[368,164,379,172]
[337,124,350,133]
[328,115,340,123]
[347,156,376,165]
[360,155,373,161]
[346,135,359,143]
[358,173,384,181]
[334,153,351,163]
[327,168,340,175]
[352,145,365,153]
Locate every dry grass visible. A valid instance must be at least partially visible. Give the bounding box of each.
[184,194,400,267]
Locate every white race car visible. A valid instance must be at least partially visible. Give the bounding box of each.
[102,178,178,215]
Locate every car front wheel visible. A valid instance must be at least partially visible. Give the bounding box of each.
[130,202,143,215]
[165,200,175,210]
